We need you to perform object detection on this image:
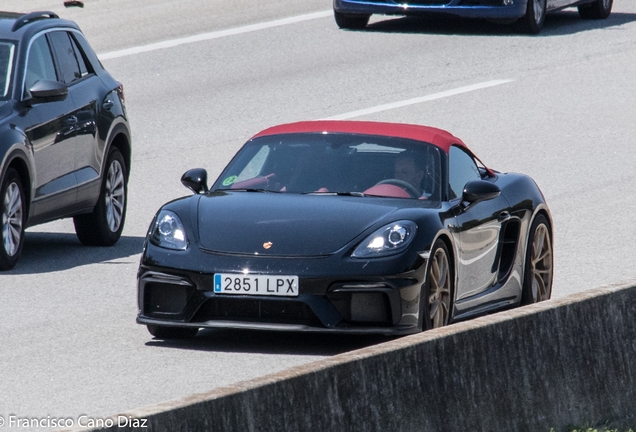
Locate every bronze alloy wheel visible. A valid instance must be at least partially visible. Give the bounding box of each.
[427,241,452,328]
[529,222,553,302]
[522,214,553,304]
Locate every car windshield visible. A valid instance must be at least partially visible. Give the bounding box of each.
[0,41,14,99]
[212,133,443,202]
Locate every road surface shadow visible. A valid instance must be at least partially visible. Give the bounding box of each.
[356,11,636,37]
[145,327,399,356]
[8,231,145,274]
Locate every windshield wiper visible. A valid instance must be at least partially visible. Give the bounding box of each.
[219,188,280,193]
[302,191,365,197]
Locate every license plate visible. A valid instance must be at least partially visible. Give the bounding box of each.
[214,274,299,297]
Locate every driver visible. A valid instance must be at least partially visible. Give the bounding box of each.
[394,155,425,196]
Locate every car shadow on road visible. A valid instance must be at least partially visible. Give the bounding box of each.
[361,11,636,37]
[145,328,397,356]
[8,232,145,274]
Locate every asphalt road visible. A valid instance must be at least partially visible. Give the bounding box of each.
[1,0,636,429]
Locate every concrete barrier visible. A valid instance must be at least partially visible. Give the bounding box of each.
[72,280,636,431]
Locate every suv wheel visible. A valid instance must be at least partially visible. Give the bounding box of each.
[0,168,25,270]
[516,0,546,34]
[74,147,127,246]
[578,0,612,19]
[334,10,370,29]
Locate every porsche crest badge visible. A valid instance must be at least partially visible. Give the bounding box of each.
[262,242,273,249]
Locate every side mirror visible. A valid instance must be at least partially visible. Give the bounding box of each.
[461,180,500,206]
[181,168,209,194]
[27,80,69,103]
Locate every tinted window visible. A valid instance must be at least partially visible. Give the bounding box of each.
[0,42,14,99]
[25,35,57,97]
[48,31,85,85]
[213,134,442,202]
[69,33,89,77]
[449,146,481,199]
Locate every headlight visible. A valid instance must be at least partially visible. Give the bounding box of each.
[149,210,188,250]
[352,221,417,258]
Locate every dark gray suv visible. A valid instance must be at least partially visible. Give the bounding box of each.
[0,11,132,270]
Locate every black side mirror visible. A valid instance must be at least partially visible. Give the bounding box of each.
[461,180,500,206]
[27,80,69,104]
[181,168,209,194]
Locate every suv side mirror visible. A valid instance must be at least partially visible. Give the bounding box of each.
[181,168,209,194]
[27,80,69,104]
[461,180,500,206]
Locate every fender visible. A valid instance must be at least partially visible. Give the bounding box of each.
[0,124,36,215]
[99,118,132,179]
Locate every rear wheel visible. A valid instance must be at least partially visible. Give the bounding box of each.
[578,0,612,19]
[0,168,26,270]
[516,0,546,34]
[334,10,370,29]
[521,214,553,305]
[74,147,127,246]
[147,324,199,339]
[420,240,453,330]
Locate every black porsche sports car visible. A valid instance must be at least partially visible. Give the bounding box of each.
[137,120,553,338]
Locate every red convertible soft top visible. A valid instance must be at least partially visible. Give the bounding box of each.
[251,120,467,154]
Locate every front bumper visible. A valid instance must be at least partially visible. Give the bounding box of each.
[137,263,426,336]
[334,0,528,19]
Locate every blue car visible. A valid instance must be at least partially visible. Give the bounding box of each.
[333,0,613,34]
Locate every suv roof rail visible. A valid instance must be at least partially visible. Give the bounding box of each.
[12,11,59,32]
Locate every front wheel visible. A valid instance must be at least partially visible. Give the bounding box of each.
[74,147,127,246]
[334,10,370,29]
[0,168,26,270]
[578,0,612,19]
[515,0,546,34]
[147,325,199,339]
[420,240,453,330]
[521,214,553,305]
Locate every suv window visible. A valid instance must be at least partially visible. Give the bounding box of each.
[449,145,481,199]
[0,42,14,98]
[25,34,57,97]
[48,31,88,84]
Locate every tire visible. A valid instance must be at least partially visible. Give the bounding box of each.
[521,214,553,305]
[334,10,370,29]
[0,168,26,271]
[147,324,198,339]
[578,0,612,19]
[420,239,453,330]
[515,0,546,34]
[74,147,127,246]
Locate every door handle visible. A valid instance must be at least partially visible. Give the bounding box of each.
[103,100,114,110]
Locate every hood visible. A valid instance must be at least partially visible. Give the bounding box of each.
[197,192,402,256]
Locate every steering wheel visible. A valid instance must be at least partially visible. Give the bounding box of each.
[376,179,420,198]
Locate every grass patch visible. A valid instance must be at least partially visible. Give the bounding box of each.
[551,426,635,432]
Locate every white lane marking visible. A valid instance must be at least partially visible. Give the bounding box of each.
[324,79,515,120]
[99,10,332,60]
